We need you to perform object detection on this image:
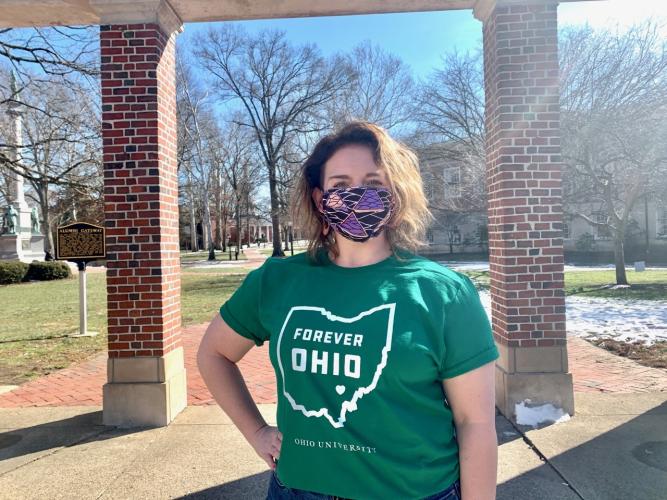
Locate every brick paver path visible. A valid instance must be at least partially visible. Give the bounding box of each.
[567,335,667,393]
[1,329,664,408]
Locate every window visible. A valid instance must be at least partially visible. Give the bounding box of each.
[657,205,667,238]
[426,228,434,243]
[563,216,570,239]
[422,171,434,200]
[448,227,461,244]
[443,166,462,199]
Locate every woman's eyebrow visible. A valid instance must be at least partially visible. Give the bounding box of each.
[328,173,381,180]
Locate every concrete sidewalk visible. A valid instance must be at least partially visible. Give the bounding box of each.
[1,392,665,499]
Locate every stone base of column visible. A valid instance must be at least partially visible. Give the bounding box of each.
[494,343,575,423]
[103,346,187,428]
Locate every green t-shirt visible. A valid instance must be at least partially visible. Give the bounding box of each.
[219,247,499,500]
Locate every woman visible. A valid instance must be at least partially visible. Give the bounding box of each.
[197,121,499,500]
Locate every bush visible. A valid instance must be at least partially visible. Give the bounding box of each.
[0,260,29,285]
[24,260,72,281]
[575,232,596,252]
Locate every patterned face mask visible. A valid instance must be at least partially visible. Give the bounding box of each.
[317,185,395,242]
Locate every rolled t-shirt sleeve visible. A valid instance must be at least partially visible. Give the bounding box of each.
[219,264,270,346]
[438,274,499,379]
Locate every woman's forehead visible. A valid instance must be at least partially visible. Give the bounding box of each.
[323,145,382,180]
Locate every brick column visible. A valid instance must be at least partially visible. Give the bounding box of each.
[97,2,186,427]
[473,0,574,421]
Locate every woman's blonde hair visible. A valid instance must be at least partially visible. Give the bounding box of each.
[290,121,434,264]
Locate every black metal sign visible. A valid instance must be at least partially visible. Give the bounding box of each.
[56,222,106,261]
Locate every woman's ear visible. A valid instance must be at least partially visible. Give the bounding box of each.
[312,187,323,211]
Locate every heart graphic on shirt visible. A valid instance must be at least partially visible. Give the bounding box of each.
[335,385,346,395]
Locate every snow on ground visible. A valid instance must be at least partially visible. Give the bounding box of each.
[475,290,667,346]
[515,399,571,428]
[438,260,667,272]
[438,260,667,346]
[187,260,250,268]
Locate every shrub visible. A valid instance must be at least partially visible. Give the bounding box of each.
[0,260,29,285]
[575,232,596,252]
[24,261,72,281]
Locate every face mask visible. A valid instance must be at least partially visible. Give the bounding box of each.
[317,185,395,242]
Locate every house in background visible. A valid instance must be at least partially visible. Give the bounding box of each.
[416,144,489,257]
[563,199,667,263]
[416,144,667,263]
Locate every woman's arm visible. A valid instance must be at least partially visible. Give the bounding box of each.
[442,360,498,500]
[197,313,282,468]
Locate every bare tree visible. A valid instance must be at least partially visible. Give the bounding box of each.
[560,20,667,284]
[209,116,263,255]
[0,27,100,120]
[325,40,414,133]
[175,51,218,259]
[412,50,485,165]
[193,26,347,257]
[410,49,488,247]
[0,26,101,250]
[0,73,100,255]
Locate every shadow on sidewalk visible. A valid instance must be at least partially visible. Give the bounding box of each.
[177,471,271,499]
[0,410,146,463]
[496,398,667,500]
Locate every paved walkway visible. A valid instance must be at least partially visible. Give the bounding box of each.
[1,327,665,408]
[2,392,665,499]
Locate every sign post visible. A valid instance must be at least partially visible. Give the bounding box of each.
[56,222,106,338]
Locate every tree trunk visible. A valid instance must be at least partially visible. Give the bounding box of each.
[614,228,628,285]
[188,183,197,252]
[236,196,242,253]
[203,189,215,260]
[214,172,222,250]
[221,214,228,252]
[245,190,251,246]
[39,186,54,256]
[268,162,284,257]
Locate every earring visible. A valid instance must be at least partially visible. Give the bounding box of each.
[322,220,330,236]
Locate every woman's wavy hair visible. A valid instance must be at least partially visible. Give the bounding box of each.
[290,121,435,264]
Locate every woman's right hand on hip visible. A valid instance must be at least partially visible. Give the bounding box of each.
[250,424,283,470]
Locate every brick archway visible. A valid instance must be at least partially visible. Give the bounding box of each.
[0,0,584,426]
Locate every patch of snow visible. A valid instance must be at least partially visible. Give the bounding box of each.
[436,260,667,272]
[187,260,251,268]
[476,290,667,346]
[515,399,571,428]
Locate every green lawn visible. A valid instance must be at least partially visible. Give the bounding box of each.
[257,246,308,256]
[564,269,667,300]
[180,249,248,261]
[460,269,667,301]
[1,265,665,385]
[0,268,252,385]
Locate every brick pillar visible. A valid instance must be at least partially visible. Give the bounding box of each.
[473,0,574,421]
[98,8,186,427]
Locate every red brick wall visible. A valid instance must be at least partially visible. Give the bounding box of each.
[100,23,182,358]
[482,2,566,349]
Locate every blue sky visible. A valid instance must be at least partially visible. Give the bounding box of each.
[178,0,666,80]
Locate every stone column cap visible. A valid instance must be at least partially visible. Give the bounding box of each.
[473,0,562,22]
[90,0,183,34]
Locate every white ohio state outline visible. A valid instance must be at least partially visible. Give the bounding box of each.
[276,303,396,429]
